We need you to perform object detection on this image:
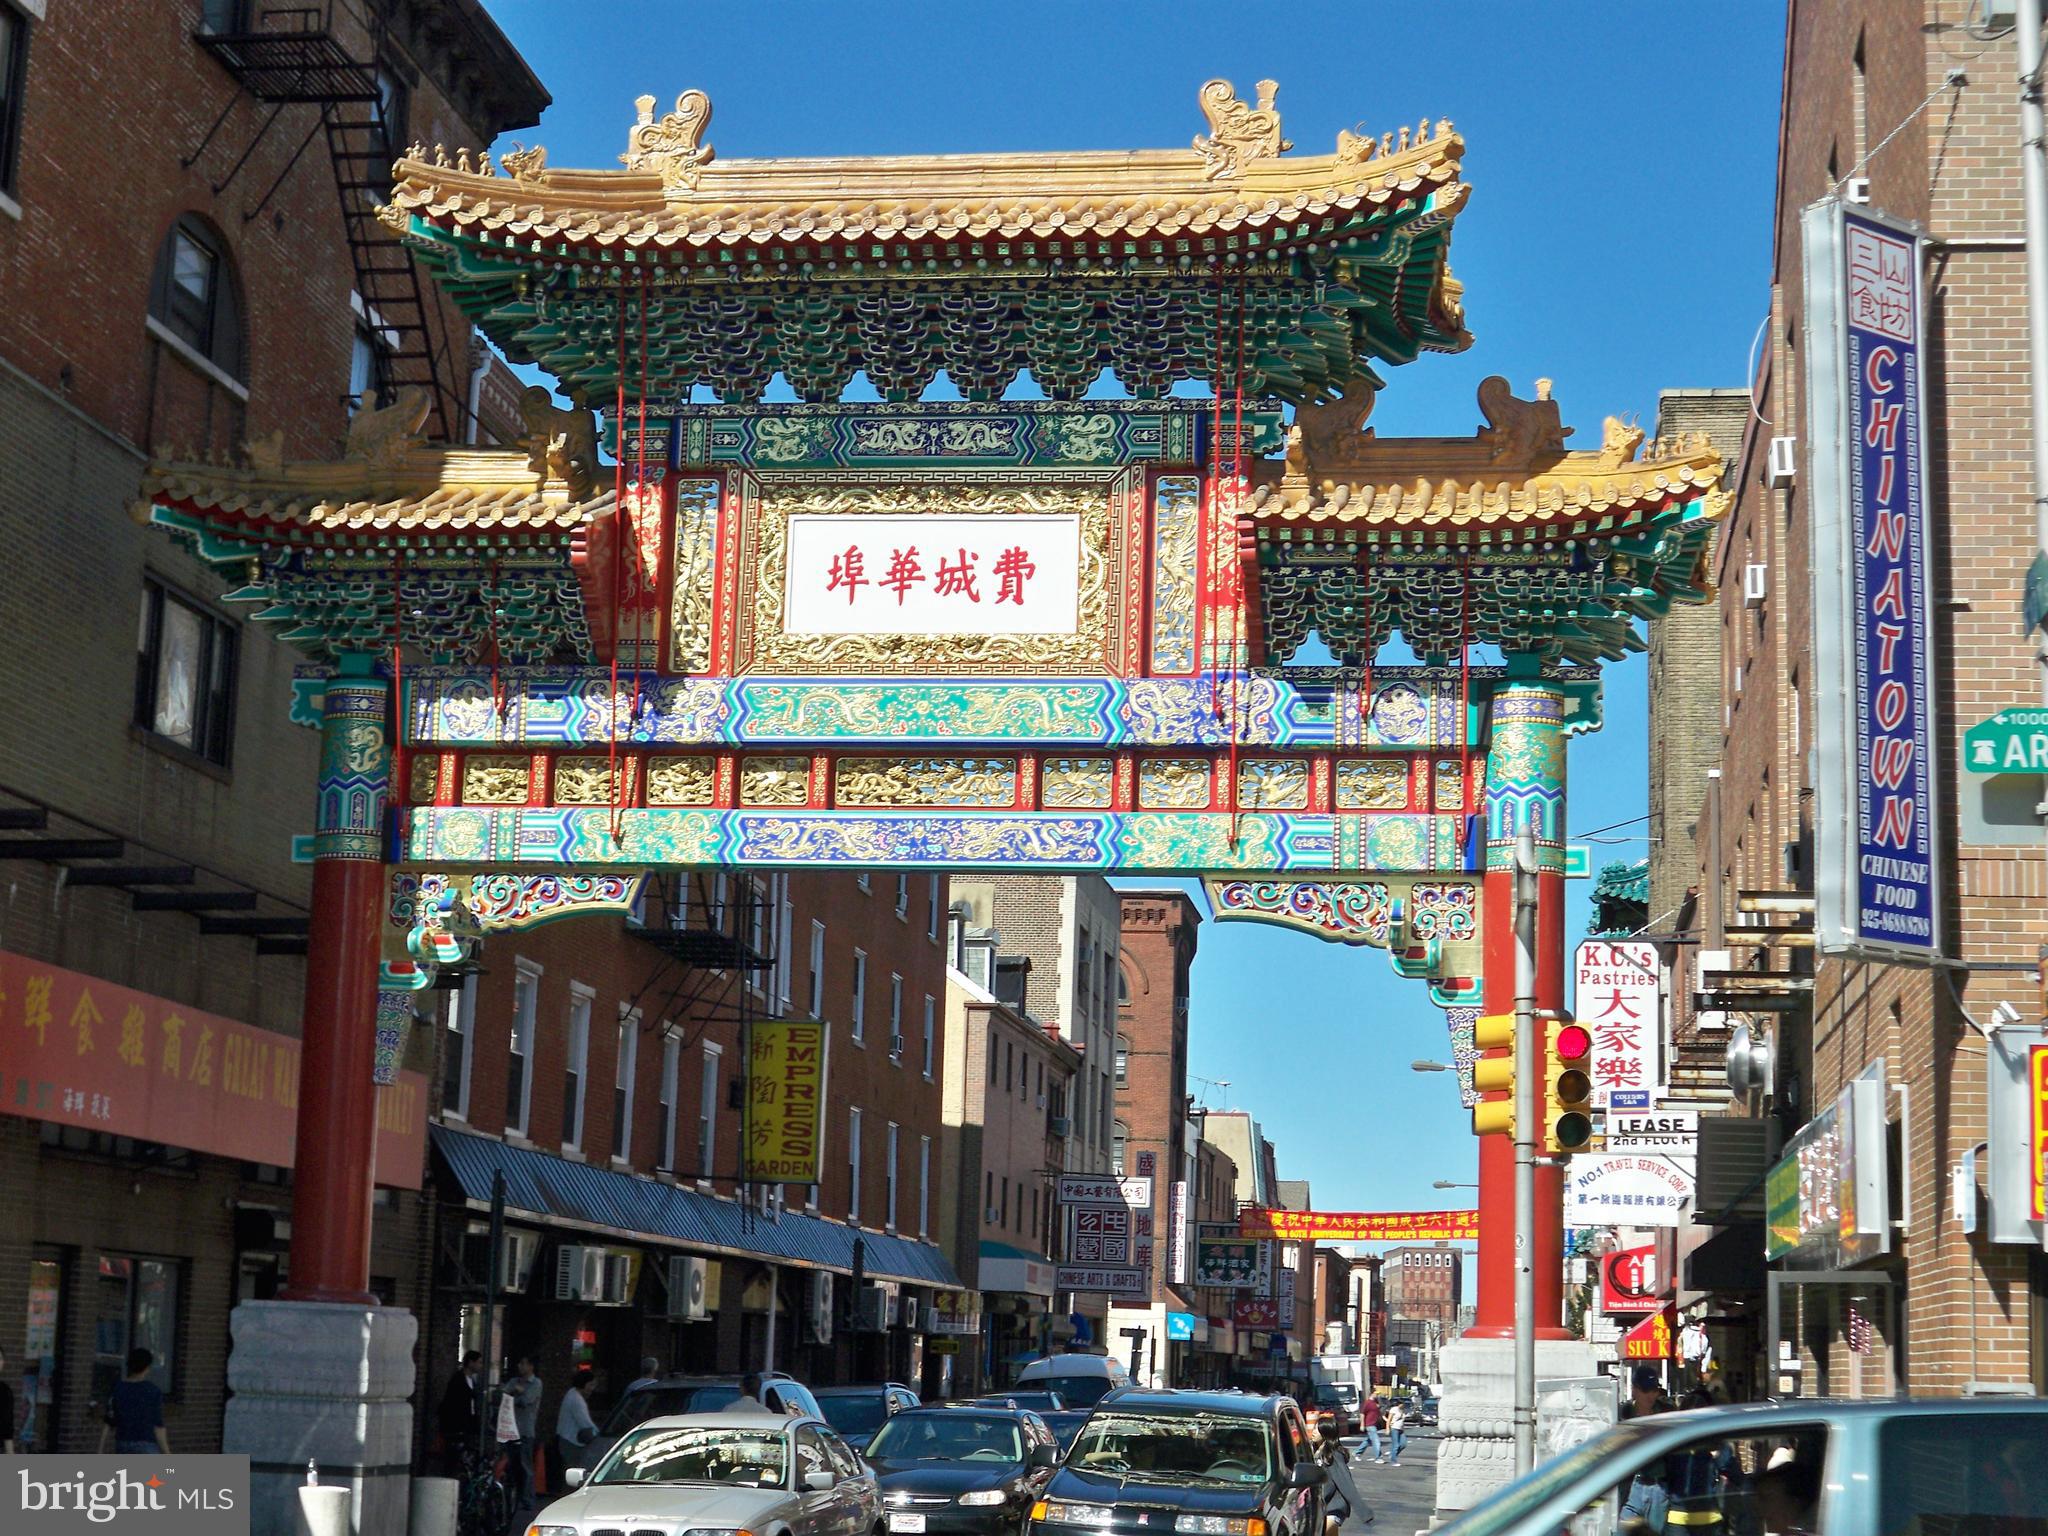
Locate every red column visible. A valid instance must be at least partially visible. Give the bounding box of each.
[1466,867,1570,1340]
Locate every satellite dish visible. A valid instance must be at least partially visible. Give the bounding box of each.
[1725,1023,1773,1096]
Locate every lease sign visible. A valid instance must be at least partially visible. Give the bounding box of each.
[1237,1209,1478,1242]
[743,1019,828,1182]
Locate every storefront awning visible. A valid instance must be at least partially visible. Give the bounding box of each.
[432,1124,959,1286]
[978,1240,1056,1298]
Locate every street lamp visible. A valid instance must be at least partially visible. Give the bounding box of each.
[1432,1180,1478,1190]
[1411,1060,1451,1073]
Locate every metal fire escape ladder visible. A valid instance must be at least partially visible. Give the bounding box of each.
[191,2,462,441]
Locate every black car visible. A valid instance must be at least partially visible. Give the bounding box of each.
[1027,1391,1327,1536]
[819,1382,923,1453]
[867,1405,1061,1536]
[968,1395,1090,1456]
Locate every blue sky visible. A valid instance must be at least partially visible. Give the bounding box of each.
[478,1,1786,1273]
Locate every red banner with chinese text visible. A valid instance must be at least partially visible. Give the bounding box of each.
[1618,1305,1677,1361]
[1237,1209,1479,1242]
[0,949,426,1188]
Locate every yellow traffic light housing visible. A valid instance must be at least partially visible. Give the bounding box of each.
[1546,1016,1595,1154]
[1470,1012,1515,1137]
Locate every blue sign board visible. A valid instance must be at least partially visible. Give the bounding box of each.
[1842,211,1938,954]
[1607,1091,1652,1111]
[1166,1311,1197,1342]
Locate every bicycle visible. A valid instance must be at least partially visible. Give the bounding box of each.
[454,1441,513,1536]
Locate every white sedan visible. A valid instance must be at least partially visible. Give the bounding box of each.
[533,1412,881,1536]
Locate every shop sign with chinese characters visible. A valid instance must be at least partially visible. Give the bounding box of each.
[1618,1306,1677,1362]
[1237,1208,1479,1242]
[0,947,425,1186]
[1573,940,1661,1107]
[742,1019,828,1183]
[1763,1060,1891,1266]
[1563,1155,1693,1228]
[1599,1243,1666,1315]
[1194,1224,1262,1288]
[1983,1027,2048,1244]
[785,513,1080,636]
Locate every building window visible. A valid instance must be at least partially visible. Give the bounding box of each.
[918,1136,931,1238]
[1004,1041,1013,1093]
[927,876,941,940]
[149,215,244,380]
[921,995,935,1079]
[134,581,238,767]
[895,874,910,918]
[1112,1121,1128,1176]
[506,962,539,1137]
[697,1043,721,1178]
[857,871,871,893]
[1117,965,1131,1007]
[347,317,391,414]
[369,60,408,193]
[561,985,592,1152]
[848,1107,863,1222]
[658,1032,680,1172]
[851,949,867,1044]
[885,1122,899,1230]
[613,1008,638,1163]
[92,1255,180,1401]
[808,920,825,1017]
[987,1031,997,1085]
[0,2,28,201]
[440,974,476,1121]
[888,974,903,1059]
[1114,1035,1130,1088]
[999,1176,1008,1228]
[199,0,251,32]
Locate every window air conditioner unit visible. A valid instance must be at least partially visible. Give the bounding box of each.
[601,1252,634,1305]
[464,1227,539,1293]
[985,1205,1002,1224]
[666,1254,711,1321]
[1743,563,1768,607]
[1049,1116,1072,1138]
[900,1296,921,1332]
[1765,435,1797,490]
[855,1284,890,1333]
[554,1245,604,1302]
[889,1034,905,1058]
[1036,1091,1046,1109]
[806,1271,834,1345]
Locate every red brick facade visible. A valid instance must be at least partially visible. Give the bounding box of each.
[1114,889,1199,1303]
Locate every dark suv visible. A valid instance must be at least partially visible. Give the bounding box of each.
[1027,1391,1326,1536]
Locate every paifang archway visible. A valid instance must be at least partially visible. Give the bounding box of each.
[139,76,1724,1514]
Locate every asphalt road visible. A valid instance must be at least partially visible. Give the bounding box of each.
[1337,1431,1439,1536]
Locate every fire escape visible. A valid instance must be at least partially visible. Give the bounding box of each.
[187,2,463,440]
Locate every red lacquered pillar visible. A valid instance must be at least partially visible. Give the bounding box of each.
[280,656,390,1304]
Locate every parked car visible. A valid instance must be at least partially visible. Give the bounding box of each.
[546,1411,876,1536]
[1014,1353,1130,1407]
[1026,1391,1327,1536]
[1436,1398,2048,1535]
[1404,1394,1438,1428]
[866,1404,1060,1536]
[578,1372,823,1473]
[817,1383,923,1453]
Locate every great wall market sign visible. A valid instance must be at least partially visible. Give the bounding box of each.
[1802,200,1942,961]
[1237,1208,1479,1242]
[0,948,424,1188]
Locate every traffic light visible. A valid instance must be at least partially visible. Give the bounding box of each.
[1469,1013,1515,1136]
[1546,1016,1595,1154]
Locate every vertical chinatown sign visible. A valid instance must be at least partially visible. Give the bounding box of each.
[1802,200,1941,960]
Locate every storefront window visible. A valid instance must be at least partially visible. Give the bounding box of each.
[91,1254,179,1408]
[20,1255,61,1451]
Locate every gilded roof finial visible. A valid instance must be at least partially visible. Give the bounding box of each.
[623,89,715,196]
[1193,78,1290,180]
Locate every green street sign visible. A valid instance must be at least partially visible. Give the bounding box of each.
[1563,845,1592,879]
[1964,708,2048,773]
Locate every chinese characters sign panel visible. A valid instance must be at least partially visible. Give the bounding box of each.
[1804,201,1941,960]
[1236,1208,1479,1242]
[743,1019,828,1183]
[1573,940,1660,1107]
[785,513,1081,636]
[1562,1156,1692,1228]
[2032,1044,2048,1222]
[0,949,424,1187]
[1193,1225,1262,1288]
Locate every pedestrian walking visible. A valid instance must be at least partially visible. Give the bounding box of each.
[1384,1399,1407,1467]
[437,1350,484,1475]
[721,1372,767,1413]
[500,1356,544,1508]
[624,1356,662,1396]
[98,1348,169,1454]
[1619,1366,1674,1532]
[1360,1393,1383,1462]
[557,1368,599,1473]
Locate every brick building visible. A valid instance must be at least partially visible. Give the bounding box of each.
[1182,1114,1239,1385]
[1673,0,2048,1394]
[938,954,1080,1392]
[1381,1244,1463,1330]
[428,870,961,1413]
[0,0,543,1454]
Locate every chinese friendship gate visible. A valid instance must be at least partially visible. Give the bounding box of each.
[138,76,1722,1498]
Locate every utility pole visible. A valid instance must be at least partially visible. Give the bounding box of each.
[2019,0,2048,799]
[1512,826,1538,1477]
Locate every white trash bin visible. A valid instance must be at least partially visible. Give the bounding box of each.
[410,1475,459,1536]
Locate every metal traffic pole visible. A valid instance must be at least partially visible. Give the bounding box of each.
[1512,826,1538,1477]
[2018,0,2048,825]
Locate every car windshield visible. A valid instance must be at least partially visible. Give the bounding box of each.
[599,1384,740,1437]
[820,1394,891,1437]
[1331,1386,1359,1404]
[977,1393,1064,1411]
[868,1413,1022,1463]
[1070,1412,1274,1486]
[1033,1375,1114,1406]
[591,1425,789,1488]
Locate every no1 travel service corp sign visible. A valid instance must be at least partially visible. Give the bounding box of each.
[1802,198,1941,961]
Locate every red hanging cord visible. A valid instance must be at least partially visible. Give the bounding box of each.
[1227,276,1249,850]
[1457,555,1473,860]
[390,550,407,815]
[1207,273,1227,719]
[609,280,628,845]
[1359,549,1373,737]
[634,271,651,721]
[484,558,506,723]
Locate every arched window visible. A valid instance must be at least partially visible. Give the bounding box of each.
[150,216,244,381]
[1116,965,1131,1007]
[1111,1120,1128,1176]
[1114,1035,1130,1088]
